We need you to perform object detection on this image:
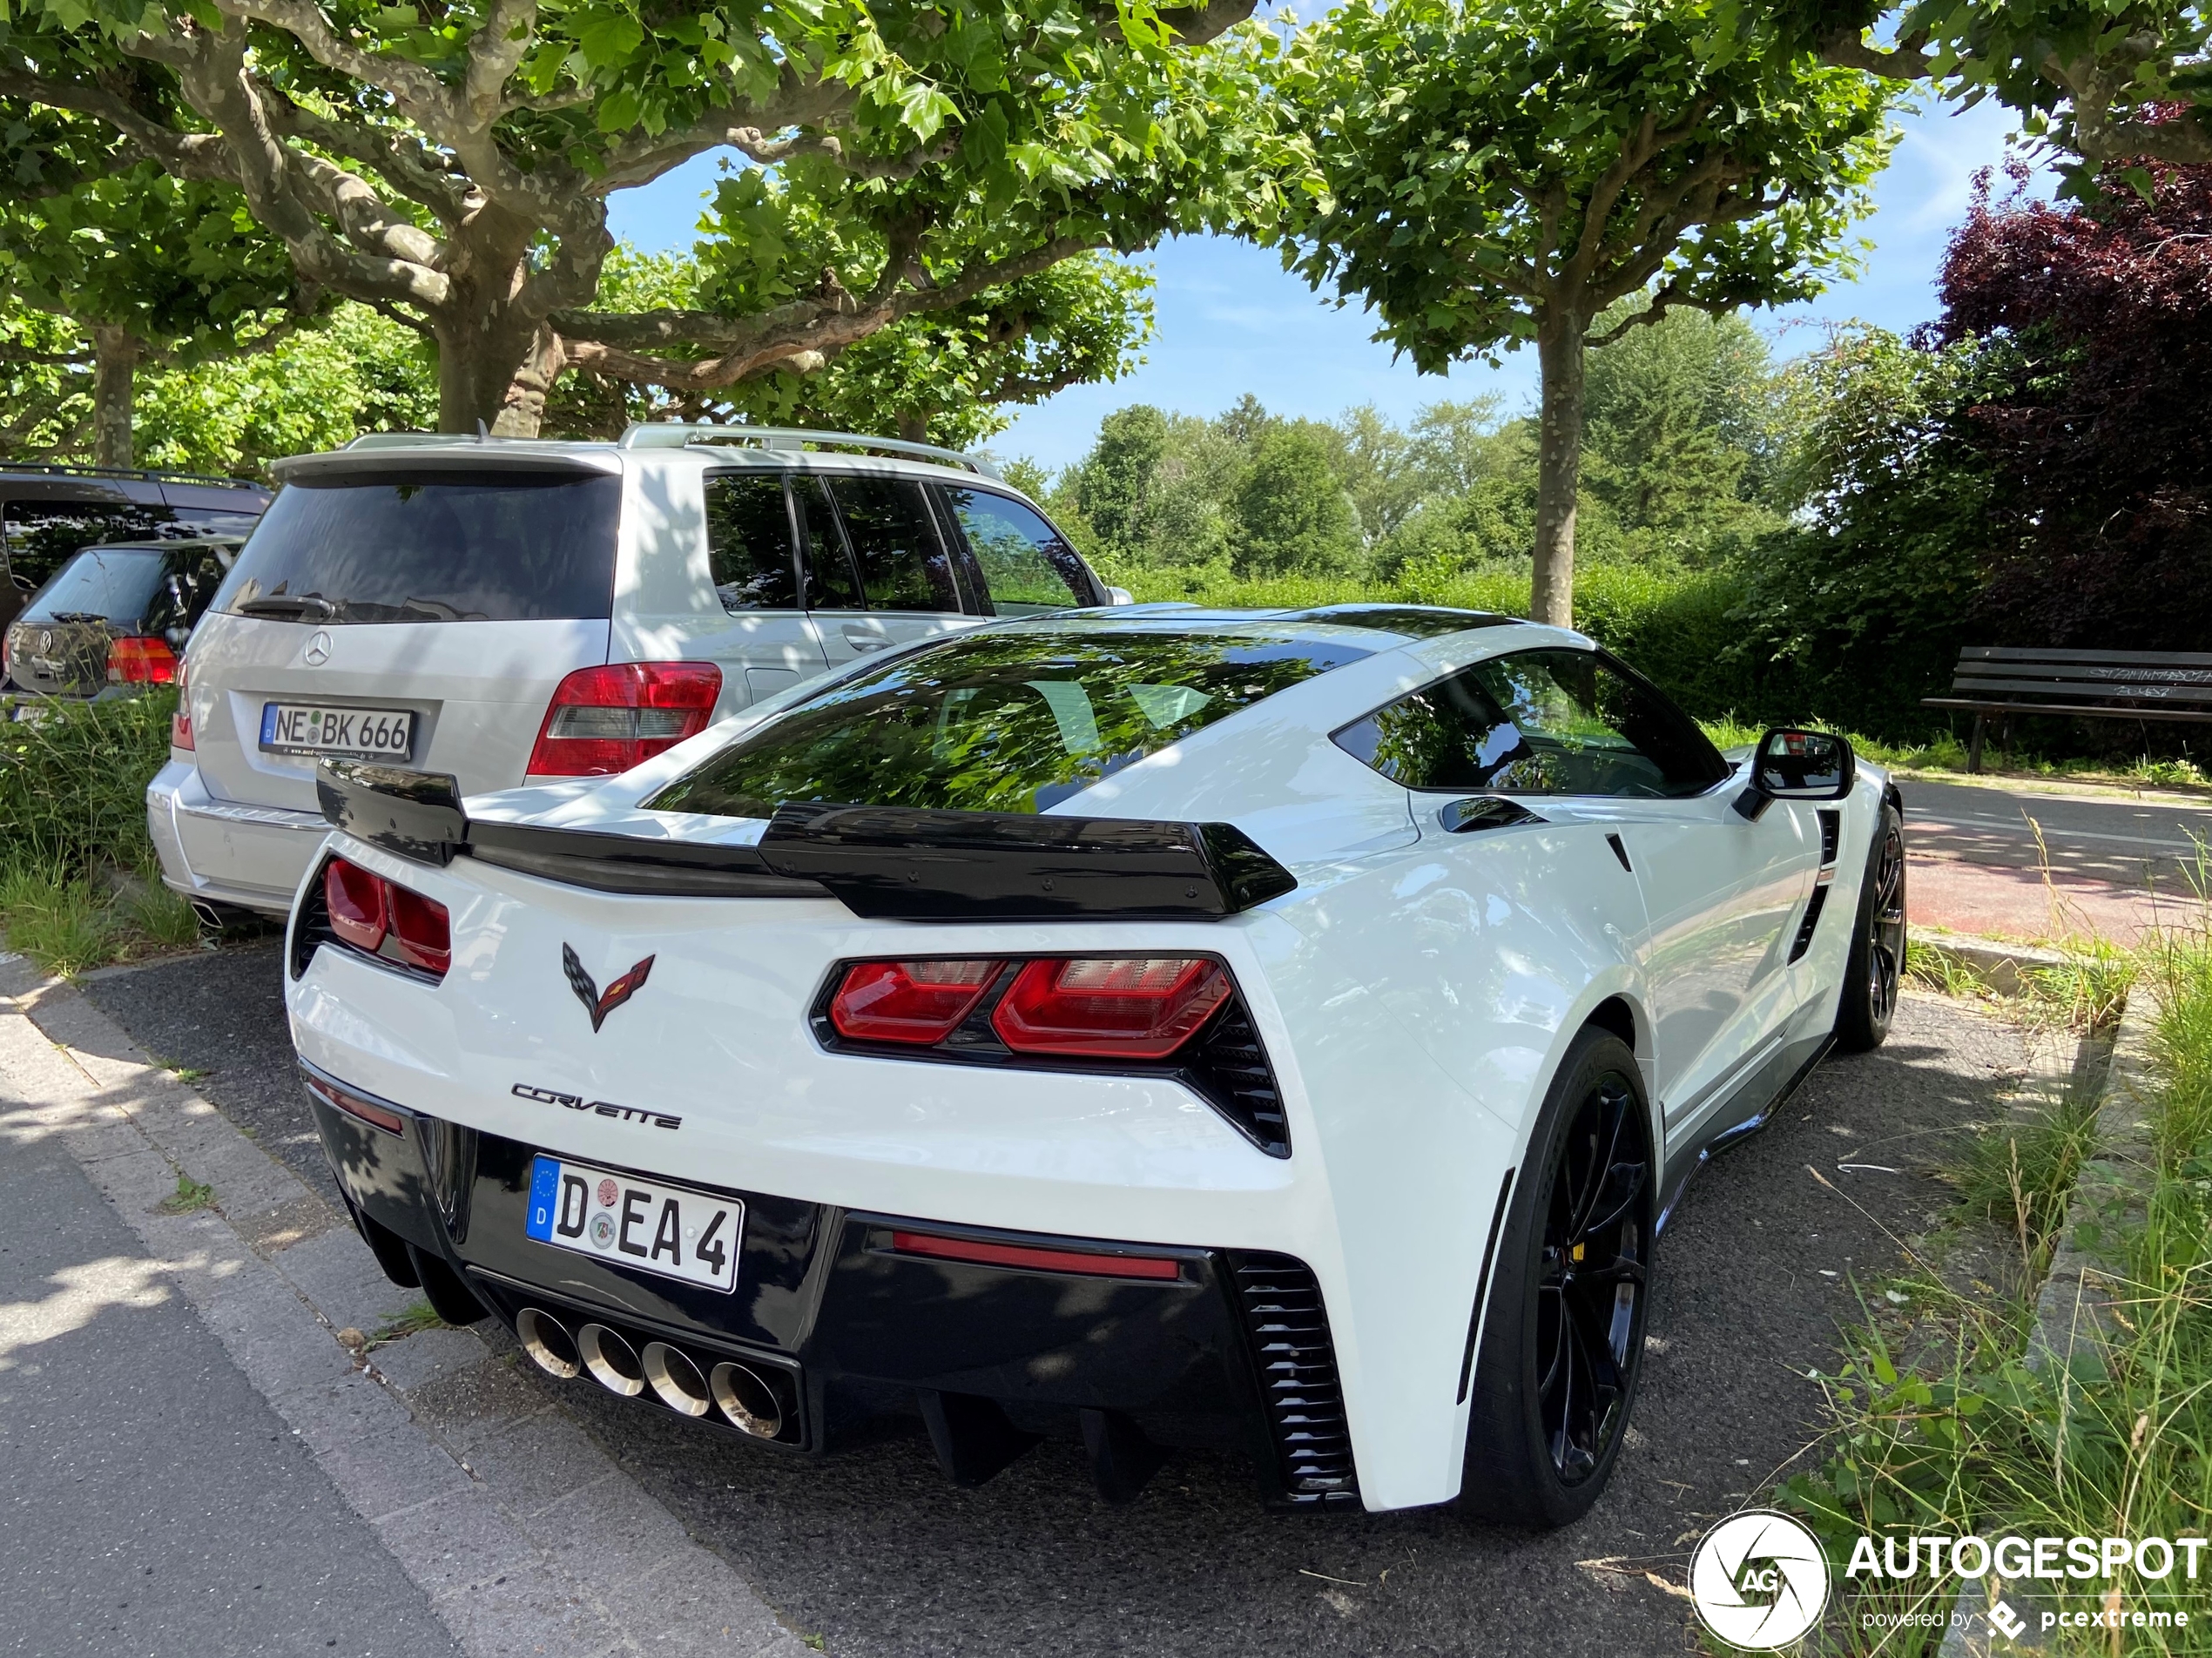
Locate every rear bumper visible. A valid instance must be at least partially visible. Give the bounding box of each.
[306,1065,1359,1508]
[147,758,327,916]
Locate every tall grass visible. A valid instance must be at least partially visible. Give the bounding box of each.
[0,689,199,973]
[1780,898,2212,1655]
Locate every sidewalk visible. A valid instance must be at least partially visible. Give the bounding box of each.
[0,953,812,1658]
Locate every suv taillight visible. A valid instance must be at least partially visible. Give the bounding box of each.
[318,856,451,980]
[526,662,722,778]
[106,636,178,685]
[171,657,195,750]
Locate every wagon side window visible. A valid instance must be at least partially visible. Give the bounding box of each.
[1333,648,1722,797]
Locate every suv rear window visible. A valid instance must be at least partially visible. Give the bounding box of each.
[645,626,1372,818]
[217,469,619,624]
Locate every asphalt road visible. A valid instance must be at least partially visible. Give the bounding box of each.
[83,947,2037,1658]
[1900,775,2212,888]
[0,1089,461,1657]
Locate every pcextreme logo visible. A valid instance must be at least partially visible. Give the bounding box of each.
[1690,1510,1831,1651]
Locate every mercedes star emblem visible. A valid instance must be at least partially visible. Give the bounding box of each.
[303,629,334,666]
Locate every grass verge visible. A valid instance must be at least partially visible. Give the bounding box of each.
[0,690,200,975]
[1772,908,2212,1654]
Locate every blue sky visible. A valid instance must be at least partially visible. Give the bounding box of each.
[608,94,2031,471]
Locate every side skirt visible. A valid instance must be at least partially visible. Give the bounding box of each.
[1654,1032,1833,1237]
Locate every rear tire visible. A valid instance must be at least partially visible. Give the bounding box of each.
[1834,801,1905,1053]
[1460,1028,1651,1528]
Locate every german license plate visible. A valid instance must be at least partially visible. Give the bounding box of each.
[524,1155,741,1293]
[260,701,414,758]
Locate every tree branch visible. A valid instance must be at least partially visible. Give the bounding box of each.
[1817,27,1933,81]
[555,234,1104,392]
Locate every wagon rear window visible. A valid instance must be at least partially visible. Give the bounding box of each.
[645,628,1371,817]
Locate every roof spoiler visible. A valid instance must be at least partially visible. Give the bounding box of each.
[313,765,1296,920]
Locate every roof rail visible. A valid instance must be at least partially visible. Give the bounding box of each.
[617,422,1001,478]
[0,458,263,490]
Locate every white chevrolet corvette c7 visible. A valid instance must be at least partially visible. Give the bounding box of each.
[285,604,1905,1522]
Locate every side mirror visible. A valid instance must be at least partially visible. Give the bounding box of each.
[1106,586,1134,607]
[1734,727,1854,819]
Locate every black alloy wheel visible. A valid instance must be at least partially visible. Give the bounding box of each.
[1837,800,1905,1051]
[1462,1028,1652,1527]
[1534,1075,1649,1485]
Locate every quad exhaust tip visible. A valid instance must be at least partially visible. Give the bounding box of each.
[642,1342,711,1418]
[517,1307,782,1438]
[517,1307,581,1379]
[577,1323,645,1398]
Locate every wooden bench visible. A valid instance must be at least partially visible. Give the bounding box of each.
[1925,646,2212,772]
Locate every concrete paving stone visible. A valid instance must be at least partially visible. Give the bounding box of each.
[374,1326,497,1394]
[455,1409,635,1522]
[73,1145,183,1213]
[372,1486,546,1599]
[534,1473,697,1595]
[425,1559,623,1658]
[280,1223,427,1334]
[280,1364,421,1452]
[591,1545,813,1656]
[404,1351,559,1453]
[310,1419,479,1524]
[206,1292,363,1397]
[44,1116,150,1165]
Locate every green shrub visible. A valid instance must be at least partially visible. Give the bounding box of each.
[0,689,192,974]
[0,688,177,876]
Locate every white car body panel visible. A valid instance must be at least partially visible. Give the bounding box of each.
[282,608,1893,1512]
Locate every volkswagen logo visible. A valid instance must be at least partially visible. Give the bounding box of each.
[37,630,51,652]
[303,629,334,666]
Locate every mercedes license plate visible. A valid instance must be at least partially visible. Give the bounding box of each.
[524,1156,741,1293]
[260,702,414,758]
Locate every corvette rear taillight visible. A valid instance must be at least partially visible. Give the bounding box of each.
[830,959,1002,1044]
[171,657,195,750]
[527,661,723,778]
[106,635,178,685]
[819,952,1285,1156]
[320,857,449,981]
[388,886,452,975]
[992,956,1231,1058]
[325,858,388,950]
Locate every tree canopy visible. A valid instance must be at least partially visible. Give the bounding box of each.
[1797,0,2212,174]
[0,104,320,462]
[0,0,1280,435]
[1260,0,1896,623]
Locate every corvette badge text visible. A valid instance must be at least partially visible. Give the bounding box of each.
[1689,1510,2205,1649]
[512,1082,681,1131]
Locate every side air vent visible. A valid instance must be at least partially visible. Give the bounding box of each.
[1789,809,1844,966]
[1787,886,1830,964]
[1230,1253,1359,1506]
[1191,1001,1289,1157]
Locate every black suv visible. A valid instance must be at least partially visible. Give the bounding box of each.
[0,462,269,636]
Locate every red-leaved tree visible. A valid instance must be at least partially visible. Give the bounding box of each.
[1936,156,2212,648]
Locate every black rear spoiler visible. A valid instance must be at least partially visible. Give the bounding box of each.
[314,763,1297,920]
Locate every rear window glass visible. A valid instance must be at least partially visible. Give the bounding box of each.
[216,470,619,624]
[24,543,234,630]
[646,627,1372,818]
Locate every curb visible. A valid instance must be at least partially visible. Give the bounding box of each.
[1910,931,2071,999]
[0,952,813,1658]
[1932,992,2160,1658]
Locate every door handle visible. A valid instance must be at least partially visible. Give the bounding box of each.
[842,629,890,652]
